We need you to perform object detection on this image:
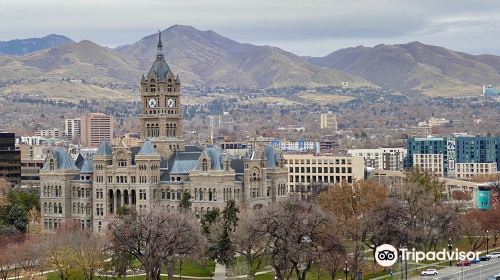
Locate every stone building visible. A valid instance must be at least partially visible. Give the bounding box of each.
[40,32,288,232]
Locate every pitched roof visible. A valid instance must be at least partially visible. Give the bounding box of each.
[137,139,159,156]
[75,153,85,169]
[264,145,279,168]
[147,55,170,81]
[169,151,201,175]
[205,146,223,170]
[42,147,78,170]
[96,140,113,156]
[80,159,93,173]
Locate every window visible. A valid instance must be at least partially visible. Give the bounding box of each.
[118,159,127,167]
[202,159,208,171]
[49,159,55,170]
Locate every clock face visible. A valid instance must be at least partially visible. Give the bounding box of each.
[167,98,175,108]
[148,98,157,108]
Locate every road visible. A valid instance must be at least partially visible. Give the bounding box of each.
[413,258,500,280]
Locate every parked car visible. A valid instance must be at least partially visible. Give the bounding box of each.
[456,260,471,266]
[486,252,500,259]
[421,269,438,276]
[480,255,491,261]
[470,258,481,264]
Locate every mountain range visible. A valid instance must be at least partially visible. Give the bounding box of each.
[1,25,499,98]
[0,34,73,55]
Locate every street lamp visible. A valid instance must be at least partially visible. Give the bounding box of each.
[448,238,453,267]
[486,230,490,254]
[344,260,349,280]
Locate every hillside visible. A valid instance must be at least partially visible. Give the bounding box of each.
[0,34,73,55]
[116,25,370,88]
[307,42,500,96]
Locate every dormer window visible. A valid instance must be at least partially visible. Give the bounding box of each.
[49,159,55,170]
[118,159,127,167]
[202,159,208,171]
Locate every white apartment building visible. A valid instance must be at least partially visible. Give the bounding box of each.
[347,147,406,171]
[18,136,46,146]
[455,162,498,179]
[274,141,320,153]
[412,153,444,176]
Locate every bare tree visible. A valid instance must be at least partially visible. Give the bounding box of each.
[233,210,269,280]
[256,199,336,280]
[41,222,78,280]
[72,230,107,280]
[109,206,206,280]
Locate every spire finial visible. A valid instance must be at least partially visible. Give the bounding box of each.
[157,29,163,53]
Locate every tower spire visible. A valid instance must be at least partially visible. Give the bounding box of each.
[157,29,163,55]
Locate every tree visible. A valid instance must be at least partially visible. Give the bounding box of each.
[71,230,107,280]
[233,210,269,280]
[361,198,411,261]
[201,207,220,234]
[109,206,205,280]
[206,200,239,266]
[317,230,345,280]
[42,221,79,280]
[318,180,388,276]
[256,199,337,280]
[179,192,192,213]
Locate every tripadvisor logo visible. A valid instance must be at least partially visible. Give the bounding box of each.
[375,244,398,267]
[374,244,480,267]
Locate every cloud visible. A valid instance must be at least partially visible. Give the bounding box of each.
[1,0,500,56]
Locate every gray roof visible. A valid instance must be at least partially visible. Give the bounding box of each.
[147,55,170,81]
[169,151,201,175]
[42,147,78,170]
[96,140,113,156]
[80,159,93,173]
[230,159,244,173]
[137,139,159,156]
[75,153,85,169]
[264,145,279,168]
[205,146,224,170]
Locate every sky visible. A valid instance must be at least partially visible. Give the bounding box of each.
[1,0,500,56]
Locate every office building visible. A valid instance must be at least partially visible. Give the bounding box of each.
[80,113,114,148]
[65,118,81,142]
[283,153,364,199]
[0,132,21,186]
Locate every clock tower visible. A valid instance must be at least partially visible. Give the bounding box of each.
[139,31,184,157]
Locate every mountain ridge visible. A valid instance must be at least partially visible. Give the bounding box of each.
[306,41,500,96]
[0,34,73,56]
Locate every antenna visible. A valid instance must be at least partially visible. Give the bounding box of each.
[209,116,214,144]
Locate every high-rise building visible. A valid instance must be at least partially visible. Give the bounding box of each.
[65,118,81,142]
[320,113,338,131]
[0,132,21,186]
[80,113,114,148]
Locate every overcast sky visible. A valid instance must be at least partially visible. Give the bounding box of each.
[1,0,500,56]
